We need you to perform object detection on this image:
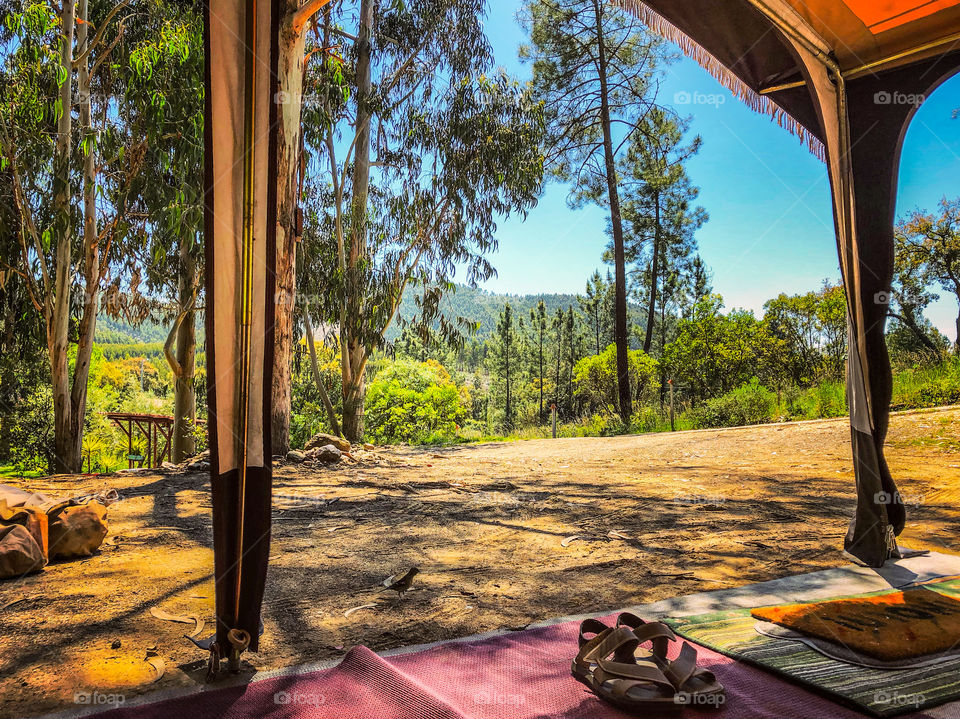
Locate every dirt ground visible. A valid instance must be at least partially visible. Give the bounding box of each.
[1,408,959,718]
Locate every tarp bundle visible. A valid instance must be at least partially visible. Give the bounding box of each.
[617,0,960,566]
[203,0,279,655]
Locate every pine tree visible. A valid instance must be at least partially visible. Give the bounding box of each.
[618,108,707,354]
[552,307,564,415]
[531,301,548,422]
[491,303,517,430]
[522,0,667,423]
[579,272,605,355]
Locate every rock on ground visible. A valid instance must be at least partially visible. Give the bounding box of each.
[305,433,351,453]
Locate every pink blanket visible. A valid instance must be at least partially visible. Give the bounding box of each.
[96,613,957,718]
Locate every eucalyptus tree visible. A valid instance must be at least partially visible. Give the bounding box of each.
[302,0,545,442]
[115,0,205,461]
[521,0,667,423]
[0,0,132,473]
[270,0,345,455]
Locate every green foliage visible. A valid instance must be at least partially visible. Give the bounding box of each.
[663,295,772,401]
[685,378,776,429]
[2,383,54,473]
[364,360,469,444]
[574,344,657,415]
[890,354,960,410]
[290,341,343,449]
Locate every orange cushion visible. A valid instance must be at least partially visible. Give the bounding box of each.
[751,588,960,661]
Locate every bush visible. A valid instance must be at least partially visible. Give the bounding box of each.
[365,359,469,444]
[891,355,960,410]
[686,378,776,429]
[574,344,657,415]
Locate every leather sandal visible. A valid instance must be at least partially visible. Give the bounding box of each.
[616,612,725,705]
[572,621,680,711]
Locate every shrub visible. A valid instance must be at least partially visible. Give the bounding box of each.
[574,344,657,415]
[891,355,960,410]
[365,359,468,444]
[686,378,776,429]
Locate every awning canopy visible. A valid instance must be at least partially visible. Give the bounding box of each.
[620,0,960,156]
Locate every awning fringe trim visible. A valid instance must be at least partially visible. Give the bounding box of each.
[613,0,827,161]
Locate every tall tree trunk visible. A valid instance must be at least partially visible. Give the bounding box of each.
[555,323,562,414]
[505,340,511,429]
[50,0,76,474]
[302,300,342,438]
[643,192,660,354]
[538,330,544,422]
[169,243,197,462]
[567,311,575,412]
[271,5,311,455]
[592,0,631,424]
[594,305,601,354]
[70,0,100,473]
[341,0,374,442]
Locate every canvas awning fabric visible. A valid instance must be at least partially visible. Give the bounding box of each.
[617,0,960,567]
[203,0,279,657]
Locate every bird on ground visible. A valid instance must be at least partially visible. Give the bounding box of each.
[382,567,420,599]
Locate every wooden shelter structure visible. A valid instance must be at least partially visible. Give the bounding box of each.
[106,412,174,468]
[201,0,960,671]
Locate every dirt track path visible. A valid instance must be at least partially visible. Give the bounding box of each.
[1,408,958,717]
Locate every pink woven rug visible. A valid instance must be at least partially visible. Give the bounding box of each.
[95,613,959,718]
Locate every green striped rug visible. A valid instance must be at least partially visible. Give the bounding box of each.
[663,578,960,718]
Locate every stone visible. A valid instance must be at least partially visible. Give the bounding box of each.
[363,443,374,451]
[286,450,306,464]
[305,433,351,453]
[315,445,342,464]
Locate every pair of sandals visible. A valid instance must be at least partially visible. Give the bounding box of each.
[572,613,725,712]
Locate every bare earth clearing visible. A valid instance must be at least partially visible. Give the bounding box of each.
[1,408,959,717]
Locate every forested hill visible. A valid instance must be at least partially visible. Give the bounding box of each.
[95,315,170,345]
[389,284,610,341]
[93,283,627,346]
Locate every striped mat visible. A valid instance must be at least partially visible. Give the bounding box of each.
[663,578,960,718]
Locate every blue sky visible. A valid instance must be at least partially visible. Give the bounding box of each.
[475,2,960,340]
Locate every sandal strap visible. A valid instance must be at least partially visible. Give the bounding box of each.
[578,618,610,648]
[577,626,643,669]
[597,658,670,683]
[664,641,699,690]
[617,613,677,658]
[594,659,676,694]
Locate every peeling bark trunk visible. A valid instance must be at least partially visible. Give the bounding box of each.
[341,370,365,442]
[340,0,374,443]
[169,243,197,462]
[270,6,309,456]
[70,0,100,473]
[50,0,77,474]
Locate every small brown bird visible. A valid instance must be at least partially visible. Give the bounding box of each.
[382,567,420,599]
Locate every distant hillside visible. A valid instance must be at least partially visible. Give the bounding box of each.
[389,283,645,342]
[95,315,170,345]
[94,284,632,347]
[388,284,588,341]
